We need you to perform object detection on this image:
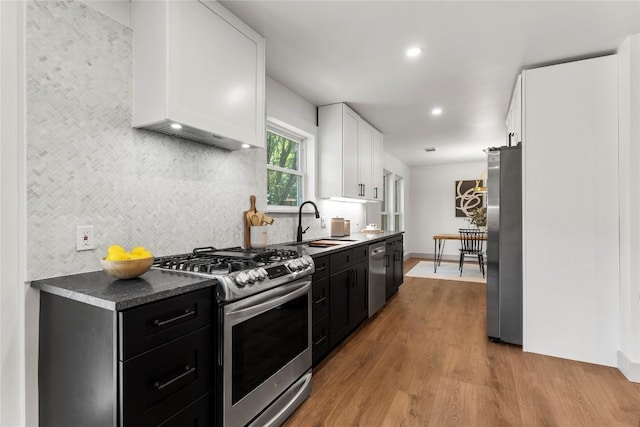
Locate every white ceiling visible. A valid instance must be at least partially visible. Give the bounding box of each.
[220,1,639,167]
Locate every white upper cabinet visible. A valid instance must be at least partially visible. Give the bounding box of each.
[318,103,384,201]
[357,120,374,199]
[132,0,265,150]
[371,129,384,200]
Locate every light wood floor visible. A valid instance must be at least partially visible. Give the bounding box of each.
[284,258,640,427]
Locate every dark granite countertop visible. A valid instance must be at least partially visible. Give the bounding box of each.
[272,231,404,258]
[31,269,216,311]
[31,231,403,312]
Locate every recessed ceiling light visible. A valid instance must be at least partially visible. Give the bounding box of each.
[170,123,182,130]
[241,143,251,149]
[406,47,423,58]
[424,147,436,152]
[431,107,443,116]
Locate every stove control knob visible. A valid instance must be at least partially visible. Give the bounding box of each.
[256,268,268,280]
[289,260,301,271]
[236,272,249,287]
[247,270,259,282]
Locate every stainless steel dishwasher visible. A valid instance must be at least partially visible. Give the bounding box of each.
[368,242,387,317]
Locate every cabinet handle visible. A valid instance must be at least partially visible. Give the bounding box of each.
[153,308,196,327]
[313,296,327,305]
[348,270,354,287]
[384,254,390,268]
[374,187,378,199]
[315,265,327,272]
[362,184,366,197]
[313,335,327,346]
[154,365,196,391]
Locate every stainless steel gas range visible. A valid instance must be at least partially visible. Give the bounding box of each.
[152,246,314,427]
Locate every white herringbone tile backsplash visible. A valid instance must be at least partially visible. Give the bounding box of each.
[26,0,268,280]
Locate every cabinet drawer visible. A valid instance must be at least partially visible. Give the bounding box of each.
[120,326,212,427]
[312,255,330,280]
[312,277,329,320]
[157,392,211,427]
[352,244,369,264]
[119,288,212,360]
[330,249,353,275]
[312,315,330,366]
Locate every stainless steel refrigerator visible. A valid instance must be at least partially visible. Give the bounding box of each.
[486,145,522,344]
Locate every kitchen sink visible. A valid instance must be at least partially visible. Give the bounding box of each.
[287,239,356,248]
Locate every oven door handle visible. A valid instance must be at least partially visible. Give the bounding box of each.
[225,278,311,323]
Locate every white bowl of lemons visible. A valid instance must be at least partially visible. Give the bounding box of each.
[100,245,154,279]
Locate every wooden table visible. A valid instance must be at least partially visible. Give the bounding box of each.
[433,233,487,273]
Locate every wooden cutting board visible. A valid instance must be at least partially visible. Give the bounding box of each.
[243,195,275,248]
[308,240,348,247]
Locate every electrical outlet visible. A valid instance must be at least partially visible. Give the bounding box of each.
[321,217,327,228]
[76,225,94,251]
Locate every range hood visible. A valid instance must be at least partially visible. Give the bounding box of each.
[139,120,250,151]
[131,0,265,151]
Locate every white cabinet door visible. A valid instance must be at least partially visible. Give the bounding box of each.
[371,129,384,200]
[342,108,360,199]
[357,120,373,199]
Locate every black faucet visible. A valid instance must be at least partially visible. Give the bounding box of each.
[297,200,321,242]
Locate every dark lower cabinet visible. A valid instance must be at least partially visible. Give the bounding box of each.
[311,258,331,366]
[329,268,351,347]
[350,261,369,327]
[329,260,368,349]
[157,393,211,427]
[385,236,404,299]
[38,288,214,427]
[311,236,401,366]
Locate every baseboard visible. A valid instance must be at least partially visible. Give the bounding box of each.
[617,350,640,383]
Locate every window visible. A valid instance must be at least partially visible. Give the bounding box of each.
[381,172,390,230]
[266,125,305,207]
[394,176,403,231]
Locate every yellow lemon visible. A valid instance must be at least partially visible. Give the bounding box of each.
[105,252,130,261]
[131,250,153,260]
[130,246,147,255]
[107,244,126,255]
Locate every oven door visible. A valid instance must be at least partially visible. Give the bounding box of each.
[221,277,312,427]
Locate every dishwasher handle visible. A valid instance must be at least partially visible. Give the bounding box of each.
[370,246,386,257]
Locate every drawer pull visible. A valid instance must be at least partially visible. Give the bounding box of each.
[153,309,196,327]
[312,296,326,305]
[315,265,327,272]
[313,335,327,346]
[154,365,196,391]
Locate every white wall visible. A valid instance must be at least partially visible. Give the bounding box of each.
[617,33,640,381]
[408,161,485,259]
[1,2,27,426]
[522,55,619,367]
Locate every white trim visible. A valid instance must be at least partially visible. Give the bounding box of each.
[266,117,316,211]
[0,1,27,425]
[617,350,640,383]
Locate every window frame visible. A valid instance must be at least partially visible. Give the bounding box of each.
[265,117,316,213]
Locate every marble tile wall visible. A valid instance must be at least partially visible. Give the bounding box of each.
[26,0,269,279]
